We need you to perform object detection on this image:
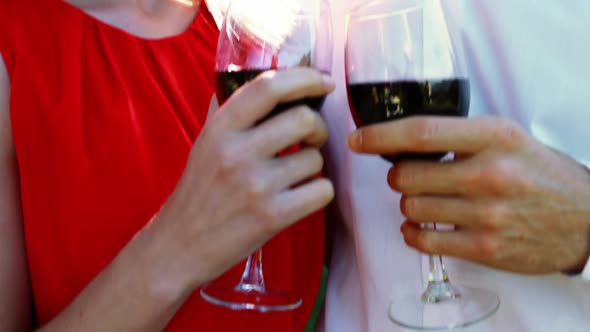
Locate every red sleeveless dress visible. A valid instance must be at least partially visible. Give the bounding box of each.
[0,0,324,330]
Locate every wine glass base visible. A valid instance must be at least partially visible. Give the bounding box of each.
[389,285,500,331]
[200,283,302,312]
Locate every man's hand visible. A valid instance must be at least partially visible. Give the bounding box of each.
[348,116,590,274]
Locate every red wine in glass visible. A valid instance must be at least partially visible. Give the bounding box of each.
[216,69,327,124]
[347,79,470,162]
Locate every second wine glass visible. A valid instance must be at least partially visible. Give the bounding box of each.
[345,0,499,330]
[200,0,333,312]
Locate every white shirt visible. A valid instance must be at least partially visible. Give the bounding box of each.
[321,1,590,331]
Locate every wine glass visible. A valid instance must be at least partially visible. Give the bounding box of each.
[345,0,499,329]
[200,0,333,312]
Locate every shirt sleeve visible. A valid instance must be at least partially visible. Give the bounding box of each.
[564,165,590,281]
[581,166,590,281]
[581,259,590,280]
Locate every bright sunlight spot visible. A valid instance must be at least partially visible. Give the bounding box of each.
[229,0,315,51]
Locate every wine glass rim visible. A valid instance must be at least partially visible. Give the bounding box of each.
[226,0,331,18]
[346,1,423,21]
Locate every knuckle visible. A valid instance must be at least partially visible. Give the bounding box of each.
[313,70,326,87]
[244,173,271,199]
[294,107,318,131]
[413,118,439,148]
[315,119,329,141]
[228,105,249,125]
[416,231,434,255]
[303,68,320,82]
[360,128,383,150]
[214,142,241,176]
[477,235,499,261]
[253,72,277,95]
[388,166,405,191]
[212,96,246,125]
[307,149,324,172]
[435,239,452,257]
[313,179,336,205]
[324,180,336,201]
[401,197,419,219]
[253,203,281,235]
[312,71,332,92]
[479,204,506,231]
[395,164,415,193]
[494,118,526,148]
[516,175,537,194]
[508,166,536,195]
[479,159,514,196]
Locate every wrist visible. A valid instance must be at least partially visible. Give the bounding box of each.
[563,164,590,276]
[582,258,590,280]
[563,253,590,276]
[122,216,198,306]
[577,165,590,278]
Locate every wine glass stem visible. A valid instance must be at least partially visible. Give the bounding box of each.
[238,249,266,291]
[422,223,461,303]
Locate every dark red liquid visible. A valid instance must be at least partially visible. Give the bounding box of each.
[216,69,327,124]
[347,79,470,163]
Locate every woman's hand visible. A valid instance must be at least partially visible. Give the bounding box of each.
[348,116,590,274]
[149,68,336,289]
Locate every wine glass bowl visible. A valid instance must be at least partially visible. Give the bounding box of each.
[345,1,499,329]
[345,0,470,163]
[200,0,332,312]
[215,0,332,123]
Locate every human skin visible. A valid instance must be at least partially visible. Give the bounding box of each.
[348,115,590,275]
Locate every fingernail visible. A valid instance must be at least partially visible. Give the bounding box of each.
[348,131,362,150]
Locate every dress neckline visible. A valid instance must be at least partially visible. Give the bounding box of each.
[55,0,202,42]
